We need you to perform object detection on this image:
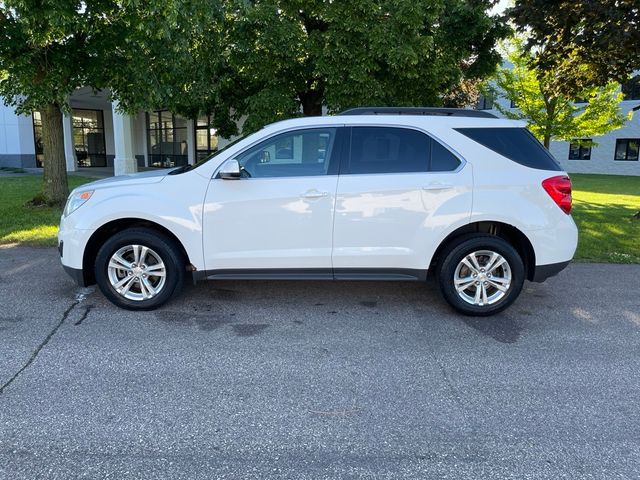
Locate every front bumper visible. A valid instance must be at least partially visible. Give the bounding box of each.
[62,264,88,287]
[58,214,95,287]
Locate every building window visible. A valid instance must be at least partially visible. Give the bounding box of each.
[510,99,518,108]
[72,109,107,167]
[32,112,44,168]
[195,115,219,162]
[622,75,640,100]
[614,139,639,161]
[568,140,592,160]
[477,94,493,110]
[147,110,188,168]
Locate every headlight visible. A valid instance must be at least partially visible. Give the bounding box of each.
[63,190,94,217]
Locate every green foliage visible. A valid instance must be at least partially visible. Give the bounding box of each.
[0,1,220,115]
[218,0,509,133]
[0,1,220,201]
[485,39,630,147]
[509,0,640,96]
[0,0,103,113]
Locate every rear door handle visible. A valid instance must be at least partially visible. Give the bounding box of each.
[422,182,453,191]
[301,190,329,199]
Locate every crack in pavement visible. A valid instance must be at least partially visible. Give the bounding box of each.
[74,305,94,326]
[0,300,80,395]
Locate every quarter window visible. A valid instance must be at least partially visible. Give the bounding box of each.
[455,127,561,171]
[236,128,336,178]
[614,139,639,161]
[568,140,592,160]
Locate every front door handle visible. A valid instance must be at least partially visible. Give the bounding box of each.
[422,182,454,191]
[301,190,329,199]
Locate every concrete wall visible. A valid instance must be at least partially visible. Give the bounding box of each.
[0,103,36,168]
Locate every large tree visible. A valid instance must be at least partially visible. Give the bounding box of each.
[0,0,220,205]
[485,39,630,149]
[509,0,640,96]
[216,0,509,133]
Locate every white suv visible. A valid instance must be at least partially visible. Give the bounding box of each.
[58,108,578,316]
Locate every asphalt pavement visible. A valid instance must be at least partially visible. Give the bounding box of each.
[0,246,639,479]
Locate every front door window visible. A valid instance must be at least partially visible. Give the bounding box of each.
[235,128,337,178]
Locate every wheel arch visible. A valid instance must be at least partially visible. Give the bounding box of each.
[429,221,536,281]
[82,218,192,287]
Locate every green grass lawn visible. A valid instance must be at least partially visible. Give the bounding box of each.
[571,174,640,263]
[0,173,638,263]
[0,175,93,246]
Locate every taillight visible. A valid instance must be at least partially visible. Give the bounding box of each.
[542,175,572,214]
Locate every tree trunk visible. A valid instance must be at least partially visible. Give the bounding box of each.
[299,89,323,116]
[41,103,69,206]
[543,134,551,149]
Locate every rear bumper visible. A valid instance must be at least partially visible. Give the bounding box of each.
[532,260,570,283]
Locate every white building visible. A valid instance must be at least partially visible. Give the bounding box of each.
[0,88,222,176]
[1,77,639,176]
[477,75,640,176]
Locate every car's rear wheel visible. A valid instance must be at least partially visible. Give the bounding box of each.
[437,234,525,316]
[95,228,185,310]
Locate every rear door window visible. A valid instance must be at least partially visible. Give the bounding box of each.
[455,127,561,171]
[347,127,429,174]
[345,127,460,174]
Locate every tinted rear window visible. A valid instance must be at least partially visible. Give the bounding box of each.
[455,127,561,171]
[348,127,430,174]
[346,127,461,174]
[431,141,461,172]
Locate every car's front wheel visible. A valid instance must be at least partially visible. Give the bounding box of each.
[95,228,185,310]
[437,234,525,316]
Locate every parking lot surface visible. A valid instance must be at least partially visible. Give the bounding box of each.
[0,246,639,479]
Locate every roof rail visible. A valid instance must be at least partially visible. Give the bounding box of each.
[338,107,497,119]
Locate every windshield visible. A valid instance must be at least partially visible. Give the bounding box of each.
[168,134,249,175]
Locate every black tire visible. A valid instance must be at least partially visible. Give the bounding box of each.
[95,228,185,310]
[437,234,525,316]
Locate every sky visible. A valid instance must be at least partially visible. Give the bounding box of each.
[491,0,512,15]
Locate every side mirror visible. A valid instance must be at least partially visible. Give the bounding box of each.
[218,159,241,180]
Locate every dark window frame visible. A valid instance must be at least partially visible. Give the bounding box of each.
[477,94,494,110]
[568,139,592,160]
[195,114,219,162]
[622,76,640,101]
[614,139,639,161]
[147,110,188,168]
[72,108,107,167]
[32,111,44,168]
